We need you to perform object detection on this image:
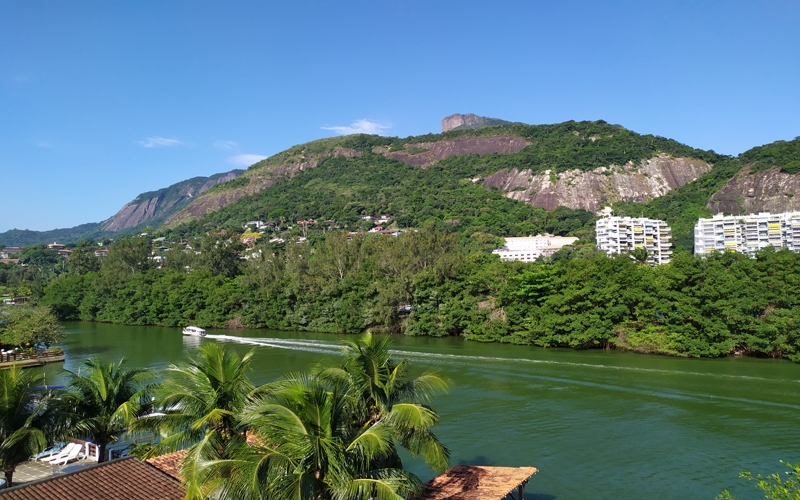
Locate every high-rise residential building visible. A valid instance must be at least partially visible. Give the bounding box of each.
[595,216,673,265]
[694,211,800,256]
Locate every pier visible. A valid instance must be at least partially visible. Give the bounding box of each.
[0,351,65,369]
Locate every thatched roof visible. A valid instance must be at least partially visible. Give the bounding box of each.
[410,465,537,500]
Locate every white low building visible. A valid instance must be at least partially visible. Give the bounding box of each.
[492,234,579,262]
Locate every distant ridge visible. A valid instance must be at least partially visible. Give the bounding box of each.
[100,169,242,232]
[441,113,512,132]
[0,168,242,246]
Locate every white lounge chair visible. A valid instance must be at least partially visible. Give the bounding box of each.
[32,442,65,462]
[40,443,80,463]
[49,443,83,466]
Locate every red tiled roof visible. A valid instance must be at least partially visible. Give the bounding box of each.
[145,449,187,480]
[146,433,263,480]
[0,456,184,500]
[409,465,538,500]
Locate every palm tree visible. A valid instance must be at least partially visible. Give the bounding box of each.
[200,373,423,500]
[190,334,449,500]
[139,342,255,458]
[135,342,256,498]
[62,358,152,462]
[317,332,451,471]
[0,367,49,485]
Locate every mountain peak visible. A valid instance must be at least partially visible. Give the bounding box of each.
[441,113,511,132]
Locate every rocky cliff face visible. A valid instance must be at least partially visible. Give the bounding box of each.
[708,166,800,214]
[101,170,241,231]
[482,155,712,212]
[441,113,510,132]
[373,136,530,167]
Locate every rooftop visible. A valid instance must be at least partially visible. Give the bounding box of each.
[0,456,184,500]
[410,465,537,500]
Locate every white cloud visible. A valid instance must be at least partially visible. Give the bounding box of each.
[227,154,267,166]
[214,140,239,149]
[322,119,391,136]
[136,137,183,148]
[37,141,51,148]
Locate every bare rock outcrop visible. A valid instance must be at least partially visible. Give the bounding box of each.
[442,114,491,132]
[441,113,511,132]
[375,136,531,167]
[483,155,711,212]
[708,166,800,214]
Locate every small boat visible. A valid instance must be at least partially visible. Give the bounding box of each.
[182,326,207,337]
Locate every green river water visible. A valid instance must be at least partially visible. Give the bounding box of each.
[38,322,800,500]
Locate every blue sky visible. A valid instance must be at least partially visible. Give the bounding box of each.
[1,1,799,232]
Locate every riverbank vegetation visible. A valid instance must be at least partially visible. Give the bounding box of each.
[36,225,800,362]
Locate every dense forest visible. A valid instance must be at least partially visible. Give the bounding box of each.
[37,228,800,362]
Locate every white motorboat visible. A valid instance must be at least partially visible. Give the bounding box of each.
[182,326,207,337]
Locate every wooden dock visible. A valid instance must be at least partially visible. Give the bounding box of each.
[0,352,65,369]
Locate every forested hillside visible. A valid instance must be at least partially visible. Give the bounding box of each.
[164,120,720,240]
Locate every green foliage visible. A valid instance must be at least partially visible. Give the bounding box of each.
[137,342,255,460]
[189,338,444,500]
[60,358,153,462]
[743,139,800,174]
[67,240,101,275]
[0,223,109,247]
[0,306,66,347]
[718,461,800,500]
[177,152,596,240]
[0,367,49,485]
[102,236,153,276]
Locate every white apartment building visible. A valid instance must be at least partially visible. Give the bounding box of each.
[492,234,579,262]
[694,211,800,256]
[595,216,673,265]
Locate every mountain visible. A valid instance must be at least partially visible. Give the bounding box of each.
[0,169,242,246]
[162,120,722,237]
[101,170,242,231]
[5,116,799,251]
[441,113,512,132]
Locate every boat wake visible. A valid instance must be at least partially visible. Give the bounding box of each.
[203,334,800,385]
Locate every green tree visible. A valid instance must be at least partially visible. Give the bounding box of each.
[67,240,100,275]
[0,367,49,485]
[103,236,153,276]
[0,306,66,348]
[140,343,255,457]
[199,374,425,500]
[61,358,152,462]
[718,461,800,500]
[193,336,448,500]
[195,233,244,278]
[317,332,450,471]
